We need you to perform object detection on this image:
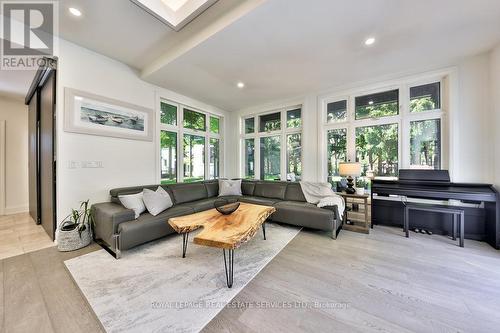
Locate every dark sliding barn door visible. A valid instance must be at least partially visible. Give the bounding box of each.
[28,91,40,224]
[26,58,57,240]
[39,71,56,239]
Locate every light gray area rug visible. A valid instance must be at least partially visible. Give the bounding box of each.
[65,223,301,333]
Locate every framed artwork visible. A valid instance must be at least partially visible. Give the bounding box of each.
[64,88,154,141]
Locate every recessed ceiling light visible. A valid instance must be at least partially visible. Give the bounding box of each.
[368,100,374,105]
[237,82,245,89]
[365,37,375,46]
[69,7,82,17]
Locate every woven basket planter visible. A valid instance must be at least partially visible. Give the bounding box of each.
[57,222,91,252]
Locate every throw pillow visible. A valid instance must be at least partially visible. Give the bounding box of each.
[143,186,173,216]
[218,179,242,196]
[119,192,146,219]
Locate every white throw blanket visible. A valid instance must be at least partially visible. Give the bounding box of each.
[299,181,345,217]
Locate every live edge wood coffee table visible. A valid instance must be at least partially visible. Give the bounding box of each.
[168,203,276,288]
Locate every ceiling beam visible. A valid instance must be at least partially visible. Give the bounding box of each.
[140,0,265,79]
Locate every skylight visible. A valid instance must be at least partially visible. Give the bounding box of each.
[131,0,218,31]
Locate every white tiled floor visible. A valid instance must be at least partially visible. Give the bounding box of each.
[0,213,54,259]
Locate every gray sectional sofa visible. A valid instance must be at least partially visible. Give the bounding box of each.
[91,180,343,258]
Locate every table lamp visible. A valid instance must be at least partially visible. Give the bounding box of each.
[339,162,361,194]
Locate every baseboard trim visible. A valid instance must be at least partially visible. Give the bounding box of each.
[4,205,29,215]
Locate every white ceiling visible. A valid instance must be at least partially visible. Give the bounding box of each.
[143,0,500,110]
[1,0,500,109]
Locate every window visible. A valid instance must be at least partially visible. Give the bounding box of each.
[161,102,177,126]
[183,134,205,183]
[287,109,301,128]
[184,109,206,131]
[210,116,220,134]
[259,112,281,132]
[242,106,302,181]
[322,75,445,185]
[245,117,255,134]
[287,133,302,180]
[356,124,399,177]
[410,119,441,169]
[327,100,347,123]
[355,89,399,120]
[244,139,255,179]
[260,136,281,180]
[410,82,440,113]
[209,138,220,179]
[159,99,223,183]
[327,128,347,184]
[160,131,177,184]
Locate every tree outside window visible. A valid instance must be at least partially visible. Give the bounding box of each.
[327,128,347,185]
[260,136,281,180]
[287,133,302,180]
[356,124,399,177]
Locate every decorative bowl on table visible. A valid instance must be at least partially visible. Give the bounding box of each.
[214,198,240,215]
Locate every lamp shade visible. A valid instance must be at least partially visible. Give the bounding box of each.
[339,162,361,177]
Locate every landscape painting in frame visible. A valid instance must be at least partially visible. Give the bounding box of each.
[64,88,154,141]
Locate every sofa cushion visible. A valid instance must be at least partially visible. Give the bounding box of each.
[204,180,219,198]
[272,201,334,231]
[254,182,287,200]
[285,183,306,202]
[110,184,160,204]
[219,179,242,196]
[238,196,281,206]
[178,198,218,213]
[118,193,146,219]
[241,181,256,196]
[168,182,208,204]
[118,205,194,250]
[143,187,173,216]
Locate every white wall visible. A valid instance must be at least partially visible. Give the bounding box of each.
[56,40,229,231]
[0,95,29,214]
[454,53,493,183]
[228,50,496,185]
[491,44,500,188]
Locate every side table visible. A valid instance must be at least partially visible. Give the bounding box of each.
[336,192,371,234]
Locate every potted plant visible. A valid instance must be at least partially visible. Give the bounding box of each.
[355,179,367,195]
[57,200,95,252]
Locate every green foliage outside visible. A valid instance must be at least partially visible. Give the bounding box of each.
[183,177,205,183]
[184,109,206,131]
[245,139,255,178]
[287,117,301,128]
[245,118,255,134]
[409,97,440,168]
[160,102,177,125]
[286,109,301,128]
[210,138,220,179]
[327,128,347,184]
[183,134,205,179]
[410,96,436,113]
[356,123,399,177]
[327,107,346,123]
[260,136,280,180]
[260,116,281,132]
[355,101,398,120]
[210,116,220,134]
[410,119,440,168]
[160,131,177,183]
[287,133,302,179]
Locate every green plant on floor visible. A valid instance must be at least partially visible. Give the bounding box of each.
[62,200,95,238]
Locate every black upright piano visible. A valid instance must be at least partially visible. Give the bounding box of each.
[371,170,500,249]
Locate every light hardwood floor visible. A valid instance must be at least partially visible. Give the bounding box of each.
[0,213,54,260]
[1,226,500,333]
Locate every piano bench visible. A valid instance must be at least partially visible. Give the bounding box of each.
[403,203,465,248]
